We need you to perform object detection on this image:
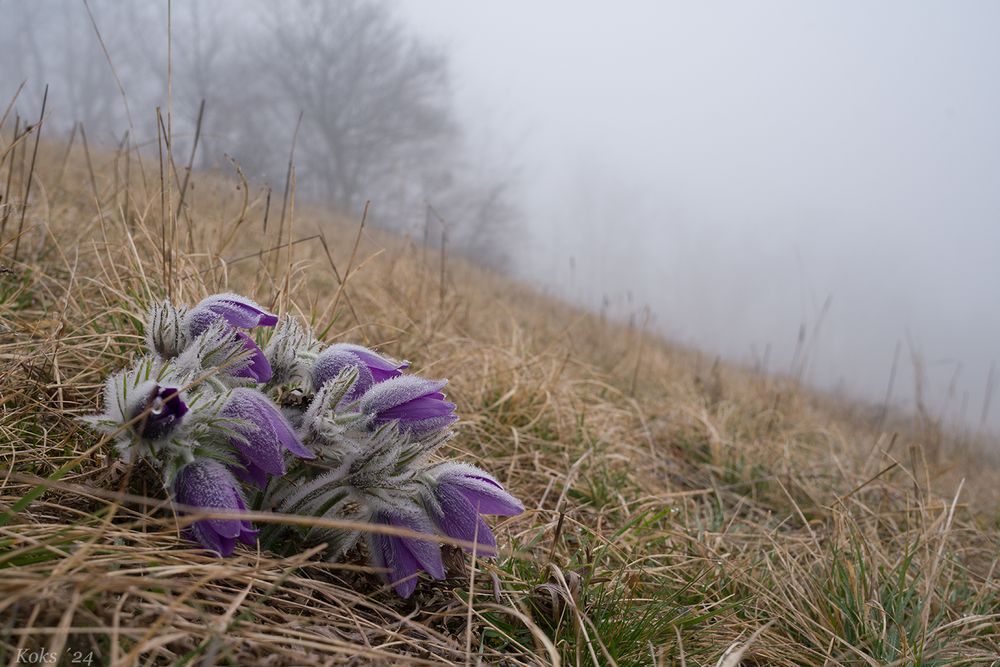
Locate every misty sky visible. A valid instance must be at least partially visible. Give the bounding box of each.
[399,1,1000,434]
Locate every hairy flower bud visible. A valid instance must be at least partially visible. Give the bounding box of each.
[146,300,189,358]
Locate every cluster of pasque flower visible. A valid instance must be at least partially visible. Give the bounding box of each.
[84,293,523,597]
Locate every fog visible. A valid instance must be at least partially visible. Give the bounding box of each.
[399,1,1000,435]
[2,1,999,435]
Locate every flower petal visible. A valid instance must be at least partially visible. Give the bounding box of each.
[431,484,497,555]
[174,460,256,555]
[188,521,226,555]
[360,376,457,435]
[230,332,273,383]
[400,535,446,580]
[361,376,448,415]
[215,533,237,557]
[458,487,524,516]
[370,365,405,382]
[341,344,408,381]
[369,532,421,598]
[238,525,258,547]
[231,461,270,488]
[387,513,445,580]
[244,390,314,460]
[438,463,524,516]
[380,394,455,421]
[196,293,278,329]
[409,415,459,437]
[234,425,285,476]
[312,348,375,396]
[221,389,287,477]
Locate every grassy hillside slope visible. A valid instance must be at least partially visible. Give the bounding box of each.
[1,141,998,666]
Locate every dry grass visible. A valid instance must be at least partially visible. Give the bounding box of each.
[1,132,999,666]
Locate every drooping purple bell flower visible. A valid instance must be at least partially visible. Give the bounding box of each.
[173,458,257,556]
[220,388,314,487]
[359,376,457,436]
[368,510,445,598]
[427,463,524,556]
[129,384,188,440]
[312,343,409,399]
[186,293,278,383]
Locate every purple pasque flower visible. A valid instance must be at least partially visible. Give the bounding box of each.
[312,343,409,399]
[426,463,524,556]
[359,376,457,436]
[220,388,314,487]
[368,510,445,598]
[186,293,278,383]
[173,458,257,556]
[129,383,188,439]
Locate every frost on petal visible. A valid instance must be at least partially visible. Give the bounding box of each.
[361,376,440,412]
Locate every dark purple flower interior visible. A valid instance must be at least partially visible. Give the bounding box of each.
[133,385,188,439]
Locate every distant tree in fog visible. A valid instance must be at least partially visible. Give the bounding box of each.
[250,0,453,210]
[0,2,125,138]
[0,0,517,268]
